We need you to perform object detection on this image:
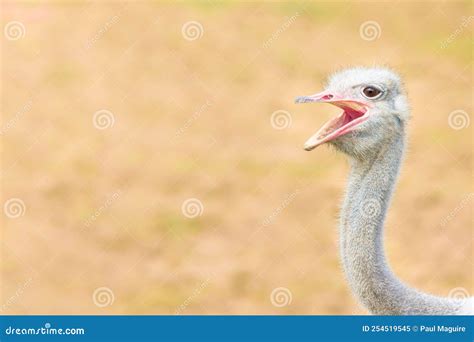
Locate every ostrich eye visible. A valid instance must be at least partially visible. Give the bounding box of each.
[362,86,382,98]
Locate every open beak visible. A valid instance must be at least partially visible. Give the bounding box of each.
[295,91,371,151]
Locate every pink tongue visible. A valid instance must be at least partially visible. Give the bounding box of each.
[342,112,352,125]
[345,108,362,120]
[342,107,366,126]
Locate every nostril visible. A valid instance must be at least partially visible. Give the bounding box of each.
[322,94,333,100]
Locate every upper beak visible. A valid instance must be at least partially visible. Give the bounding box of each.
[294,90,370,151]
[295,91,367,112]
[295,91,336,104]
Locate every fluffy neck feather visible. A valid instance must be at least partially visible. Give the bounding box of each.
[340,131,461,314]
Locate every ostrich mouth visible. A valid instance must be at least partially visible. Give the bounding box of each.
[295,92,370,151]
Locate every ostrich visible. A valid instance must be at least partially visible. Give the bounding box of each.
[295,67,473,315]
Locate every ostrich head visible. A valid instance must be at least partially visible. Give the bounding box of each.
[295,67,410,158]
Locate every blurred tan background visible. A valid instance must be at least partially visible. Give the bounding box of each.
[1,1,472,314]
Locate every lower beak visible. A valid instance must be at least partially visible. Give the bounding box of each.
[295,91,370,151]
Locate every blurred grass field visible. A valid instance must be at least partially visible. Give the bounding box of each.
[1,1,472,314]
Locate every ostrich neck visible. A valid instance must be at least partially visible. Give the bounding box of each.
[340,133,459,315]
